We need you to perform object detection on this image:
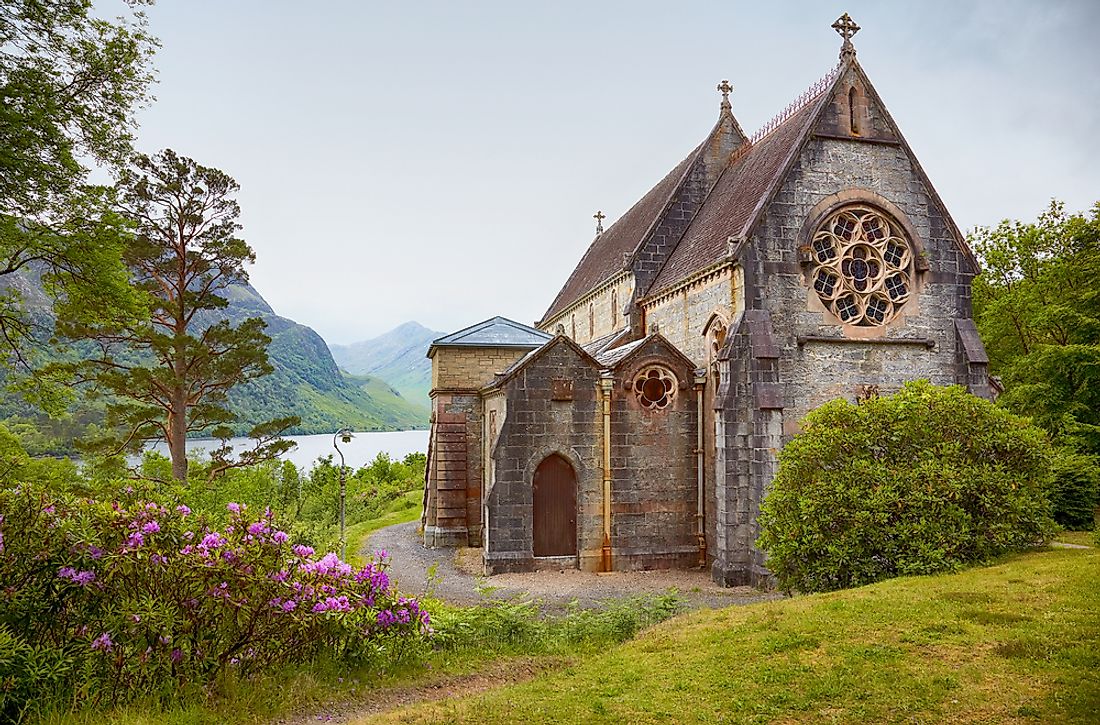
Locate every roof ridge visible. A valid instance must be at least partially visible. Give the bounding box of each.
[728,63,843,167]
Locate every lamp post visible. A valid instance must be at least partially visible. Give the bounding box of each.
[333,427,354,560]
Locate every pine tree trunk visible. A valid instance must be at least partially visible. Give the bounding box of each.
[169,394,188,482]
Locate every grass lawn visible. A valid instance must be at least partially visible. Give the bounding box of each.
[367,547,1100,724]
[1053,530,1095,547]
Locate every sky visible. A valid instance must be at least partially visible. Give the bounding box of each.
[119,0,1100,344]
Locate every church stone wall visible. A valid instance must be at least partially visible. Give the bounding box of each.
[752,134,975,427]
[712,127,986,585]
[540,274,634,348]
[431,347,529,390]
[608,338,700,570]
[484,340,604,574]
[642,265,744,365]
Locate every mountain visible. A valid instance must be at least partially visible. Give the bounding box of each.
[0,275,428,454]
[330,321,442,407]
[219,286,429,434]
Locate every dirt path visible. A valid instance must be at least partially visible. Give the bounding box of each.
[274,656,569,725]
[366,521,782,611]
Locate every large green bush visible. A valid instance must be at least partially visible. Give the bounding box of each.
[757,381,1055,593]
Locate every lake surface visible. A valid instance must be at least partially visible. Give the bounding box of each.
[146,429,430,471]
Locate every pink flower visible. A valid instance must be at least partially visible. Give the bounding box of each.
[200,532,225,550]
[91,632,113,652]
[247,521,266,536]
[272,530,289,544]
[176,504,191,516]
[282,599,297,612]
[126,531,145,548]
[88,545,104,559]
[142,520,160,534]
[226,502,242,514]
[171,648,182,663]
[292,544,314,558]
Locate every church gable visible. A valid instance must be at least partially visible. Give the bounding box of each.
[539,101,747,328]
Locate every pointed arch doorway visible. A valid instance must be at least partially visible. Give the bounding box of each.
[532,454,577,558]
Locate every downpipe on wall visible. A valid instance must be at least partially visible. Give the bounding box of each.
[600,372,614,572]
[694,369,707,567]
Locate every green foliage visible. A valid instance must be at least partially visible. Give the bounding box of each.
[62,150,298,481]
[1048,448,1100,530]
[428,593,684,657]
[757,382,1055,593]
[971,200,1100,456]
[0,0,155,388]
[0,476,429,720]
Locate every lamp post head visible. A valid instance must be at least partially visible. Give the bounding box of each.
[335,427,354,445]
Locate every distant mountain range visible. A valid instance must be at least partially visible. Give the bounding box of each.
[330,321,442,407]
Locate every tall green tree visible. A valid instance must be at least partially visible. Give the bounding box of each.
[0,1,157,377]
[66,150,296,482]
[970,200,1100,455]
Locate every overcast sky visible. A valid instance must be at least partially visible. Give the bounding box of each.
[125,0,1100,344]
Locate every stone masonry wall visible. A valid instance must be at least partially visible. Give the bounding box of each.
[484,340,604,573]
[608,337,700,570]
[642,266,744,365]
[539,274,635,347]
[431,347,530,391]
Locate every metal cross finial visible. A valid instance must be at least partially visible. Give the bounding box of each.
[594,210,605,236]
[717,79,733,111]
[832,12,860,60]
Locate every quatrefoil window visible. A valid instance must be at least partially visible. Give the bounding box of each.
[633,366,676,410]
[810,206,913,326]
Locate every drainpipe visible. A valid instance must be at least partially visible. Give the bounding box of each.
[693,368,707,567]
[600,371,614,572]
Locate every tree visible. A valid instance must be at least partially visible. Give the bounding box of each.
[0,1,157,374]
[65,150,297,482]
[970,200,1100,455]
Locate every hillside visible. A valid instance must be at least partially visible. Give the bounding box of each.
[218,285,428,435]
[370,548,1100,724]
[330,321,441,406]
[0,275,428,453]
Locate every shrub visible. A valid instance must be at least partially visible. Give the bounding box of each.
[0,482,430,719]
[1047,448,1100,530]
[757,381,1055,593]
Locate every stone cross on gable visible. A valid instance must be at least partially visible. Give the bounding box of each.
[717,79,733,111]
[832,13,860,60]
[594,210,605,236]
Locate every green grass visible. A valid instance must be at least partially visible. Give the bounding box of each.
[1053,530,1095,547]
[366,548,1100,724]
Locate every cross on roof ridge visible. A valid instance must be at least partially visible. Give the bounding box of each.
[832,12,860,60]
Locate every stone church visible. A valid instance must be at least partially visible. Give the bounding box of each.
[421,16,992,586]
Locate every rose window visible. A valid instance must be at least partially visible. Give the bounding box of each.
[633,366,677,410]
[809,206,913,326]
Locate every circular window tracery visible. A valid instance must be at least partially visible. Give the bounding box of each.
[810,206,913,326]
[633,366,677,410]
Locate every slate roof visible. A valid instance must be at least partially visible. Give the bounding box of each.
[648,90,833,295]
[540,142,705,323]
[427,316,551,356]
[594,338,647,367]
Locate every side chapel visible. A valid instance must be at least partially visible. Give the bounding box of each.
[421,16,992,586]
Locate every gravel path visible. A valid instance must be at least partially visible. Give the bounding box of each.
[365,521,781,611]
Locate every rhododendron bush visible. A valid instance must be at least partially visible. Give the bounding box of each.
[0,483,430,715]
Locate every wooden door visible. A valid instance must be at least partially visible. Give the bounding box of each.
[532,454,577,557]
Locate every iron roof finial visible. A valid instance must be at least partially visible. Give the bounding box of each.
[717,79,733,112]
[594,210,605,236]
[832,13,860,61]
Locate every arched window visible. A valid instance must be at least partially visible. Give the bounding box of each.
[809,205,913,326]
[848,86,860,135]
[611,289,618,328]
[570,314,575,339]
[588,303,594,338]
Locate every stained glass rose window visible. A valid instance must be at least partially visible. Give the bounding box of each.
[809,206,913,326]
[633,366,676,410]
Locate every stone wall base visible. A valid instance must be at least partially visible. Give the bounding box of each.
[712,561,775,589]
[423,525,468,549]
